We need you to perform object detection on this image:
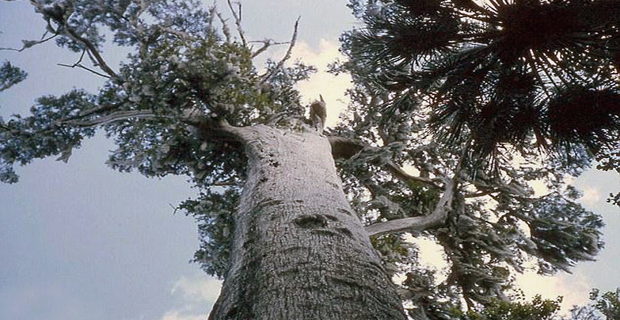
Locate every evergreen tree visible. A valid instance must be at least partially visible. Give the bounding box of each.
[339,0,619,202]
[0,0,615,319]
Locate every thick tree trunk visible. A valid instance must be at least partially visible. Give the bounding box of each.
[208,125,406,320]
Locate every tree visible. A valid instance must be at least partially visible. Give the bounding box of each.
[339,0,620,197]
[0,0,614,319]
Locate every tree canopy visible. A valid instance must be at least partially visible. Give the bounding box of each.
[1,0,618,318]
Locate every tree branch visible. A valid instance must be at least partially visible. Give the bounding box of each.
[28,0,121,81]
[365,177,456,236]
[215,11,232,43]
[384,161,443,189]
[260,17,300,82]
[250,40,290,58]
[63,26,120,80]
[57,49,111,78]
[60,110,162,127]
[328,136,442,189]
[226,0,246,46]
[0,34,58,52]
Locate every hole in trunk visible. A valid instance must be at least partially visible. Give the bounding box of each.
[293,215,327,229]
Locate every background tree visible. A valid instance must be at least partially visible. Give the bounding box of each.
[340,0,619,195]
[0,0,616,319]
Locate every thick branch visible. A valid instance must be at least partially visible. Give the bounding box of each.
[365,177,456,236]
[328,136,442,189]
[384,161,442,189]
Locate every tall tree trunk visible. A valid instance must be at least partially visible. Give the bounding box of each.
[209,125,406,320]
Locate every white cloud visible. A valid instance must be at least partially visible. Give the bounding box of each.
[171,276,222,303]
[516,270,592,314]
[160,276,222,320]
[268,38,352,127]
[580,186,601,205]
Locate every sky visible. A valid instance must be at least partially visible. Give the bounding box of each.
[0,1,618,319]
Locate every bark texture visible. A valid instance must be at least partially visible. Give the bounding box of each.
[209,125,406,320]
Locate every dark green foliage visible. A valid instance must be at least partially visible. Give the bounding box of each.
[526,192,604,273]
[0,61,27,92]
[181,188,239,278]
[341,0,620,161]
[0,90,96,183]
[331,67,604,311]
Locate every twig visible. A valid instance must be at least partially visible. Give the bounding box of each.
[57,49,112,78]
[58,62,111,78]
[216,11,232,43]
[226,0,246,46]
[0,34,58,52]
[249,39,291,58]
[64,27,120,80]
[260,17,300,82]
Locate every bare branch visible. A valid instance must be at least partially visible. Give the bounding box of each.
[260,17,300,82]
[63,27,120,80]
[58,62,111,78]
[27,0,121,81]
[365,177,456,236]
[249,39,291,58]
[215,11,232,43]
[61,110,162,127]
[0,34,58,52]
[57,49,112,78]
[226,0,246,46]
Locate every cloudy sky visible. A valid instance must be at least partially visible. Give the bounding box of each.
[0,1,618,319]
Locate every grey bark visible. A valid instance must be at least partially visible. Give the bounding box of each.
[208,125,406,320]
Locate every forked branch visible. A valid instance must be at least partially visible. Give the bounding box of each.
[227,0,247,46]
[28,0,121,81]
[260,17,300,82]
